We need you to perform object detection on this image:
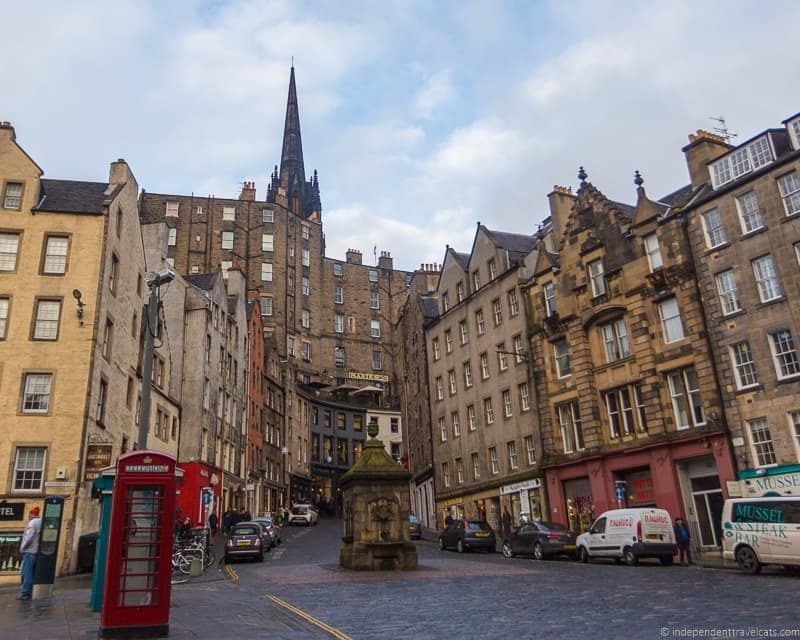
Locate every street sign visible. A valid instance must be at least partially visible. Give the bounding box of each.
[201,490,212,506]
[615,486,625,501]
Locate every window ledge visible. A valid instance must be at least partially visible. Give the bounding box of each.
[775,374,800,386]
[704,241,731,255]
[721,309,746,321]
[781,211,800,223]
[755,297,785,310]
[733,384,763,395]
[740,226,767,240]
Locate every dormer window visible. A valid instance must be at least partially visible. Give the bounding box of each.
[788,116,800,150]
[588,259,606,297]
[709,136,773,189]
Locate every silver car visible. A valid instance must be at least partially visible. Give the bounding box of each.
[251,517,281,547]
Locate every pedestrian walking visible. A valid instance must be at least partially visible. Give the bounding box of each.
[223,509,233,536]
[17,506,42,601]
[444,510,454,527]
[674,516,692,565]
[208,511,218,537]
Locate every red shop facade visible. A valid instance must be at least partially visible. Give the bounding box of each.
[544,430,736,548]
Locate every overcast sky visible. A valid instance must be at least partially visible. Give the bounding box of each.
[3,1,799,271]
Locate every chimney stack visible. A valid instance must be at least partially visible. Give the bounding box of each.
[346,249,362,265]
[682,130,732,190]
[239,181,257,201]
[547,185,575,249]
[378,251,393,270]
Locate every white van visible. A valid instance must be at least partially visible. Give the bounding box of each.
[722,497,800,574]
[576,508,678,566]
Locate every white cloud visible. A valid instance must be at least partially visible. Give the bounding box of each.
[412,71,456,119]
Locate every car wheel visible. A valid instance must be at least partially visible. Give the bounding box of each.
[660,555,674,566]
[456,539,465,553]
[224,555,231,564]
[578,546,589,563]
[533,542,545,561]
[623,547,638,566]
[502,542,514,558]
[736,546,761,574]
[439,537,446,551]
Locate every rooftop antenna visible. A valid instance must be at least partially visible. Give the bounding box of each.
[709,116,738,144]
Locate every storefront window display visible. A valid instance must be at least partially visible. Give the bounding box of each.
[0,532,22,572]
[564,477,594,532]
[623,468,655,507]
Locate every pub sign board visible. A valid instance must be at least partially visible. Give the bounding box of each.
[84,444,114,481]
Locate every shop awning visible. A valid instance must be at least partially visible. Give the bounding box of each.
[353,384,383,394]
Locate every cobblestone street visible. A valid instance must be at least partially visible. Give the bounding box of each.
[2,518,798,640]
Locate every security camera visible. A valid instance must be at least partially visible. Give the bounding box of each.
[146,267,176,288]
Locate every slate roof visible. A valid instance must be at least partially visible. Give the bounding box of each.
[184,273,216,291]
[34,179,111,214]
[421,297,440,320]
[452,251,470,270]
[485,229,537,254]
[610,200,636,219]
[658,184,695,208]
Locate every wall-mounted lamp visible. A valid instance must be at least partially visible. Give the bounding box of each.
[73,289,85,326]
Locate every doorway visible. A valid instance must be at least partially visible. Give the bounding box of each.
[690,475,723,547]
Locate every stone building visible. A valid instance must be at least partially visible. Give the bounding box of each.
[396,264,440,529]
[526,170,736,549]
[246,300,267,515]
[427,226,544,533]
[138,68,411,503]
[262,333,287,512]
[680,118,800,498]
[0,123,176,577]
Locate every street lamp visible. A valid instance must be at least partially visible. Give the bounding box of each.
[137,267,176,450]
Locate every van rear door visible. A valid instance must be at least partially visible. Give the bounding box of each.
[641,510,673,543]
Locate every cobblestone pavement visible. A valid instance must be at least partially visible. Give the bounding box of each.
[2,518,798,640]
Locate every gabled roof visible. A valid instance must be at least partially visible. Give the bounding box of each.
[658,183,694,208]
[452,251,470,270]
[184,273,216,292]
[421,296,440,320]
[34,178,112,214]
[484,228,537,254]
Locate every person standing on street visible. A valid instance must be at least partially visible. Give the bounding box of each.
[17,506,42,601]
[223,509,233,536]
[208,511,218,538]
[444,509,454,527]
[674,516,692,566]
[502,508,512,538]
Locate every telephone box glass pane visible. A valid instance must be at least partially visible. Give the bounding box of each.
[119,486,163,607]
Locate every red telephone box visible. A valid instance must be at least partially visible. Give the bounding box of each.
[100,451,178,638]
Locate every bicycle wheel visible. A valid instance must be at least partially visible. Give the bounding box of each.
[177,554,191,575]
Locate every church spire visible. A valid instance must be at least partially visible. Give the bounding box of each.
[279,66,306,207]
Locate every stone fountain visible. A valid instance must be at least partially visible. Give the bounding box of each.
[339,418,418,571]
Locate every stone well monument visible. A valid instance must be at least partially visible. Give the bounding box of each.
[339,419,418,571]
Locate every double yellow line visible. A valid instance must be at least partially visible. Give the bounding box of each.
[224,564,239,582]
[266,595,351,640]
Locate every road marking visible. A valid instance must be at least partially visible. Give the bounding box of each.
[266,595,351,640]
[225,564,239,582]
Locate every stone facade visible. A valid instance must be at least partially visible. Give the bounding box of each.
[396,265,440,529]
[0,123,175,577]
[526,171,735,546]
[426,226,544,533]
[681,120,800,476]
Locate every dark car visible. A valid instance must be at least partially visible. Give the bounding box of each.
[501,521,578,560]
[251,517,281,547]
[439,519,495,553]
[225,522,265,562]
[409,514,421,540]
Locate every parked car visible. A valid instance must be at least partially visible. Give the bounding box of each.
[249,520,275,549]
[289,504,319,526]
[502,521,578,560]
[252,517,281,547]
[439,520,495,553]
[722,496,800,574]
[225,522,265,563]
[576,508,677,566]
[409,514,421,540]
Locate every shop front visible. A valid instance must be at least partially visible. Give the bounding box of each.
[545,431,735,537]
[438,487,500,532]
[499,478,544,528]
[736,464,800,498]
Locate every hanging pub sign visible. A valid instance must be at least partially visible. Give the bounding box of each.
[0,502,25,521]
[84,444,114,481]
